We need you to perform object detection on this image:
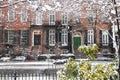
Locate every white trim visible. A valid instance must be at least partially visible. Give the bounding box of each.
[32,30,41,46]
[49,11,55,25]
[61,29,68,46]
[61,12,68,25]
[8,9,15,22]
[87,30,94,45]
[36,11,42,25]
[49,29,55,46]
[21,8,27,23]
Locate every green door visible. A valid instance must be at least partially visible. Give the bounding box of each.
[74,37,81,49]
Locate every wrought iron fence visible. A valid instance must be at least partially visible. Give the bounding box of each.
[0,70,58,80]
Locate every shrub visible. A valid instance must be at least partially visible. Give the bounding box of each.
[78,44,98,60]
[57,59,118,80]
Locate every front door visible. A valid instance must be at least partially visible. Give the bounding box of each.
[34,34,41,45]
[73,37,81,49]
[34,31,41,46]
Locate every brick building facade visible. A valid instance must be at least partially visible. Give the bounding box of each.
[0,0,116,56]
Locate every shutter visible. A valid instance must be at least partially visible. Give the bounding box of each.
[26,30,29,45]
[13,30,16,44]
[46,29,49,48]
[84,30,87,45]
[55,29,58,43]
[99,30,102,47]
[4,30,8,43]
[59,29,61,43]
[18,30,21,45]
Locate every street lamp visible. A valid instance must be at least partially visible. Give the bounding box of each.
[112,0,120,78]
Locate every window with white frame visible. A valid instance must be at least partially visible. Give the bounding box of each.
[88,14,93,23]
[36,11,42,25]
[8,30,15,44]
[61,29,68,46]
[0,9,2,21]
[87,30,94,45]
[102,12,108,23]
[49,11,55,25]
[49,29,55,46]
[21,9,27,22]
[102,30,109,46]
[8,9,14,21]
[62,12,67,25]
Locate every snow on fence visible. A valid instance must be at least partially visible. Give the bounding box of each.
[0,71,58,80]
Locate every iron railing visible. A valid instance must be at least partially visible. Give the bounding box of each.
[0,70,58,80]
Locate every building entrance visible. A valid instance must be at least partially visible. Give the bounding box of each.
[34,32,41,46]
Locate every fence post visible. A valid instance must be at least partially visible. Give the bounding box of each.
[13,71,17,80]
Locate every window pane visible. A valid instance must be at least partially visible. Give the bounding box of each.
[21,9,27,22]
[49,29,55,46]
[8,9,14,21]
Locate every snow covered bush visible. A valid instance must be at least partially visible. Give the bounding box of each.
[57,58,118,80]
[78,44,98,60]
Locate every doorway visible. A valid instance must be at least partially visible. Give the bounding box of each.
[73,37,81,49]
[34,32,41,46]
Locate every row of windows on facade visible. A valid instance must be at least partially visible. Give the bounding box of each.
[4,29,110,46]
[0,9,68,25]
[0,8,112,25]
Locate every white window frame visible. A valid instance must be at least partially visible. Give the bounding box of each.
[102,30,109,46]
[61,29,68,46]
[102,12,108,23]
[49,29,55,46]
[49,11,55,25]
[62,12,68,25]
[8,9,14,22]
[87,30,94,45]
[36,11,42,25]
[21,9,27,22]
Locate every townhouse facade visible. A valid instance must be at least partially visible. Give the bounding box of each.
[0,0,117,56]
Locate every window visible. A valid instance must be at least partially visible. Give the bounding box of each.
[49,29,55,46]
[36,11,42,25]
[7,30,15,44]
[87,30,94,45]
[62,12,67,25]
[0,9,2,21]
[21,9,27,22]
[102,30,109,46]
[20,30,29,45]
[88,14,93,23]
[61,29,68,46]
[49,11,55,25]
[102,13,108,23]
[8,9,14,21]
